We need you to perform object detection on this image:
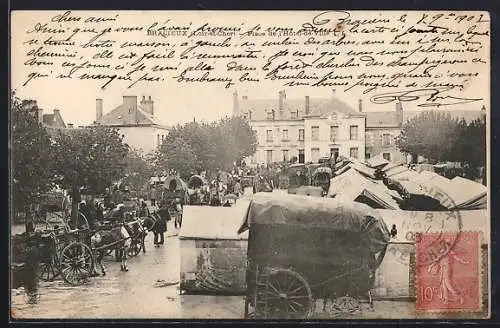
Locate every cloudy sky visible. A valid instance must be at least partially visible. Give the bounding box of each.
[11,10,489,127]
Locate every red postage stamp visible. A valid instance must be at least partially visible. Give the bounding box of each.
[416,231,482,312]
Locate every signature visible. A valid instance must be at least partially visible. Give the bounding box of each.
[301,10,350,29]
[370,87,483,107]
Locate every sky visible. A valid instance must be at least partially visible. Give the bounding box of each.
[11,10,490,127]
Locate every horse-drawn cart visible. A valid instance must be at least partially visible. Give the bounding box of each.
[11,224,95,286]
[237,193,390,319]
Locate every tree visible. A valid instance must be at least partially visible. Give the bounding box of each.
[156,136,198,180]
[51,126,129,225]
[395,111,462,164]
[156,116,257,176]
[122,150,155,195]
[11,93,54,226]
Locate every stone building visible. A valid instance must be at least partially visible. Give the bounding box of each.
[233,90,366,165]
[93,95,170,154]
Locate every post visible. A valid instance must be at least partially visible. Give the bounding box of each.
[71,184,81,229]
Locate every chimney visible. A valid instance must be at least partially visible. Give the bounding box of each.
[278,90,286,115]
[123,95,138,113]
[396,101,403,126]
[53,109,60,115]
[332,89,336,97]
[233,90,239,116]
[67,123,74,128]
[305,96,310,115]
[242,96,248,100]
[140,95,154,115]
[96,98,103,122]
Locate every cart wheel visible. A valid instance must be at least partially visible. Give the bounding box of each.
[38,255,60,282]
[263,268,314,319]
[127,240,142,257]
[67,212,90,231]
[60,242,94,285]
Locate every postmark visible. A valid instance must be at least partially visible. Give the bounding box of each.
[416,231,482,312]
[412,185,463,267]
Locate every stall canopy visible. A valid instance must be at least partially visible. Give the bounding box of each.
[388,169,487,210]
[181,202,250,240]
[163,175,189,191]
[367,155,390,169]
[327,168,402,209]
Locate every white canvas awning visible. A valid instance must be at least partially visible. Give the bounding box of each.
[328,168,401,209]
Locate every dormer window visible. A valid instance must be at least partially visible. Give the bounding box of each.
[267,110,273,120]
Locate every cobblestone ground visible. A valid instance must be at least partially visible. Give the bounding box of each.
[10,194,488,320]
[11,221,181,319]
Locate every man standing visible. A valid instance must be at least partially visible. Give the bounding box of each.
[155,199,170,247]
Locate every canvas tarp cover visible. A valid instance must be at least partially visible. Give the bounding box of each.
[367,155,390,169]
[181,201,250,240]
[163,175,188,191]
[237,193,390,255]
[394,171,486,210]
[328,168,401,209]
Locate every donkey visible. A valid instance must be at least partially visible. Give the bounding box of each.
[90,224,131,275]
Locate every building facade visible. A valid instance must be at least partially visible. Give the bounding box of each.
[93,95,170,154]
[364,102,407,164]
[234,90,366,165]
[365,104,486,164]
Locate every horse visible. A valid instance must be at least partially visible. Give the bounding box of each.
[90,223,131,275]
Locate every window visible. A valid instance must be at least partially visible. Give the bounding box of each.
[383,134,391,146]
[282,129,289,141]
[311,148,320,162]
[266,130,273,142]
[366,153,371,159]
[350,125,358,140]
[350,147,359,159]
[383,152,391,161]
[311,126,319,141]
[266,150,273,164]
[282,150,289,162]
[330,148,339,161]
[298,129,305,141]
[267,110,275,120]
[298,149,305,163]
[331,113,337,121]
[330,126,339,141]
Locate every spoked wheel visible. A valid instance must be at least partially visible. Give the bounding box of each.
[60,242,94,285]
[66,212,90,231]
[127,239,142,257]
[261,268,314,319]
[37,255,60,282]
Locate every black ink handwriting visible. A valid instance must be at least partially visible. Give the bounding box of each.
[370,87,483,107]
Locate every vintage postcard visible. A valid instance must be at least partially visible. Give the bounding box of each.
[9,10,490,320]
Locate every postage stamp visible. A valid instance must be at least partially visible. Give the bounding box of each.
[416,231,482,313]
